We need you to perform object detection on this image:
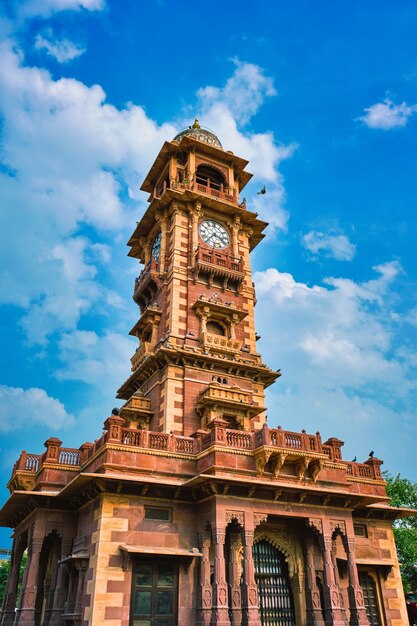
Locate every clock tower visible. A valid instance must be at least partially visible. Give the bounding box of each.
[118,119,280,436]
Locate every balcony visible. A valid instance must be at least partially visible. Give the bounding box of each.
[200,332,242,355]
[154,178,246,209]
[195,245,243,274]
[133,258,161,308]
[130,341,153,370]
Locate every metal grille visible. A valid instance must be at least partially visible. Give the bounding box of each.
[253,540,296,626]
[359,573,381,626]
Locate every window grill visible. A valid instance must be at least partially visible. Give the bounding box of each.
[253,540,296,626]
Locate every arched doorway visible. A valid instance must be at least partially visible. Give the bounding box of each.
[253,540,296,626]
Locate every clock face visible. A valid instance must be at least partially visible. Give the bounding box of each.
[199,220,230,249]
[152,232,161,261]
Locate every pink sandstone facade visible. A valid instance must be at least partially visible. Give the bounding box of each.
[0,121,411,626]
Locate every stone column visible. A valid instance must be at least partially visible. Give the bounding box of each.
[1,537,25,625]
[240,529,261,626]
[331,545,347,623]
[48,563,67,626]
[319,535,346,626]
[73,561,87,617]
[197,531,212,626]
[304,536,325,626]
[211,526,231,626]
[343,537,369,626]
[15,535,43,624]
[228,532,242,626]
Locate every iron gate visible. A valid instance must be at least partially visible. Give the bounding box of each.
[253,540,296,626]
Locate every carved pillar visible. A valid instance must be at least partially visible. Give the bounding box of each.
[197,531,212,626]
[73,561,87,616]
[228,532,242,626]
[48,563,67,626]
[15,535,43,624]
[304,536,325,626]
[190,202,202,264]
[319,535,346,626]
[240,529,261,626]
[1,537,26,625]
[343,537,369,626]
[211,527,231,626]
[331,544,347,623]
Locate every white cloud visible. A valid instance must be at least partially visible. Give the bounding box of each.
[197,58,276,125]
[16,0,104,19]
[56,330,135,386]
[254,262,417,476]
[0,385,75,431]
[0,40,176,342]
[302,230,356,261]
[194,61,296,232]
[359,98,417,130]
[34,32,86,63]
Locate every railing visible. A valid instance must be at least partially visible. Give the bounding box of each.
[199,386,251,404]
[175,437,195,454]
[133,258,160,297]
[122,428,142,446]
[131,341,153,370]
[195,246,244,274]
[343,462,378,480]
[153,178,241,207]
[58,449,81,466]
[25,454,41,471]
[226,429,252,449]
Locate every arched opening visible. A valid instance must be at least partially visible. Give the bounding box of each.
[206,321,225,336]
[253,539,296,626]
[195,164,226,191]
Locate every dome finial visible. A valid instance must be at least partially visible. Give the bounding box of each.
[192,118,201,129]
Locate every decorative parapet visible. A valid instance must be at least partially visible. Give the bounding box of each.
[7,422,386,495]
[200,332,242,355]
[130,341,153,370]
[191,246,245,287]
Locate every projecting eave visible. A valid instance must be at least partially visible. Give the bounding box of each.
[357,502,417,520]
[0,490,60,527]
[140,136,252,194]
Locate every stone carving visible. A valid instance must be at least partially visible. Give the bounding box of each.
[307,518,323,535]
[270,452,287,477]
[295,457,310,480]
[254,449,271,476]
[203,588,211,608]
[248,586,258,605]
[225,510,244,526]
[218,587,227,606]
[253,512,268,528]
[254,529,302,579]
[330,519,347,537]
[309,459,324,482]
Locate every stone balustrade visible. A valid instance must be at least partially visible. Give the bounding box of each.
[200,332,242,355]
[7,419,384,494]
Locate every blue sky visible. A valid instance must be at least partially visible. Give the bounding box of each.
[0,0,416,546]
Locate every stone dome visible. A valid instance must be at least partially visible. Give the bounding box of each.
[173,119,223,149]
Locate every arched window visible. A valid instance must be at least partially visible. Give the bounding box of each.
[253,540,296,626]
[195,164,226,191]
[206,321,225,336]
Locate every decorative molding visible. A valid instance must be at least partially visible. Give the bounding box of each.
[253,513,268,528]
[307,518,323,535]
[330,519,347,537]
[225,510,244,526]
